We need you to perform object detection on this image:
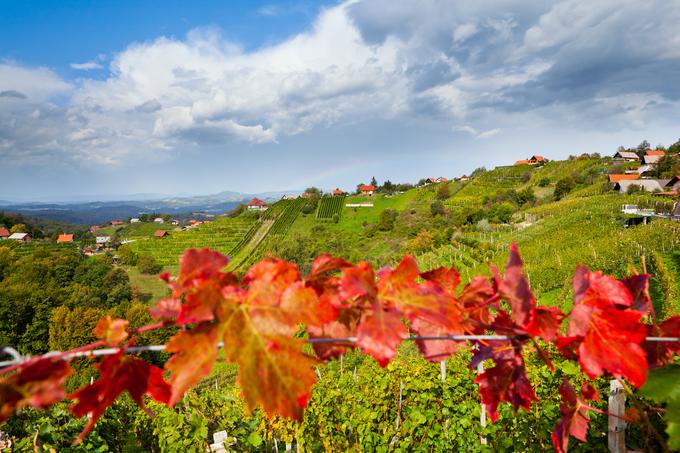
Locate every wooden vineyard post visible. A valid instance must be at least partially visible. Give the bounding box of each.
[608,380,626,453]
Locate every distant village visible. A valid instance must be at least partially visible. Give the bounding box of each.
[1,144,678,249]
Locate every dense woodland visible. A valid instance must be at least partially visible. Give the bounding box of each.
[1,146,680,451]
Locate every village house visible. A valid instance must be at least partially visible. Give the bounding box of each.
[529,155,546,164]
[332,188,344,196]
[514,159,530,166]
[359,184,377,196]
[57,234,74,243]
[171,219,180,225]
[435,177,448,183]
[111,220,124,226]
[645,150,666,157]
[89,225,99,233]
[301,191,314,199]
[130,218,140,223]
[642,154,662,165]
[154,230,169,238]
[8,232,30,242]
[96,236,111,248]
[455,175,471,182]
[0,227,9,239]
[664,175,680,193]
[154,217,165,224]
[614,179,670,193]
[613,151,640,162]
[608,174,640,184]
[247,198,268,211]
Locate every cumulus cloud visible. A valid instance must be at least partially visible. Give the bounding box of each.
[70,61,104,70]
[2,0,680,171]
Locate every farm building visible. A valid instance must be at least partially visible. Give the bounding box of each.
[645,150,666,157]
[608,174,640,183]
[8,233,31,242]
[57,234,74,243]
[96,236,111,246]
[614,179,670,193]
[0,228,9,239]
[359,184,377,196]
[130,218,140,223]
[247,198,268,210]
[89,225,99,233]
[514,159,530,166]
[111,221,124,226]
[529,155,546,164]
[154,217,165,224]
[642,154,662,165]
[154,230,169,238]
[613,151,640,162]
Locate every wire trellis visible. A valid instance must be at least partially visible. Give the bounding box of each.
[1,335,678,368]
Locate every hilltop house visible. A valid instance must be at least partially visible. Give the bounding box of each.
[456,175,470,182]
[247,198,268,210]
[529,155,546,164]
[608,174,640,183]
[130,218,140,223]
[614,179,670,193]
[154,230,168,238]
[8,232,30,242]
[0,228,9,239]
[111,220,124,226]
[435,177,448,183]
[57,234,74,243]
[332,188,344,196]
[613,151,640,162]
[154,217,165,224]
[359,184,377,196]
[514,159,530,166]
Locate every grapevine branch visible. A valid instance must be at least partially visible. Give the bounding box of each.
[1,245,679,452]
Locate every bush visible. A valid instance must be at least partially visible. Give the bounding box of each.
[436,184,450,200]
[332,213,339,223]
[538,178,551,187]
[116,244,137,266]
[430,201,444,216]
[137,254,162,275]
[554,176,575,200]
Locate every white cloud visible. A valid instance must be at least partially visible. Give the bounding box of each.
[70,61,103,70]
[0,63,71,101]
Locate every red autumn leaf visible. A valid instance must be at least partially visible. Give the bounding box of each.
[0,358,72,422]
[526,306,565,342]
[149,298,181,320]
[164,323,219,406]
[93,315,129,346]
[458,276,496,332]
[70,351,170,442]
[420,266,460,295]
[307,307,361,360]
[356,304,407,367]
[497,243,534,327]
[472,341,537,422]
[645,315,680,368]
[558,268,648,387]
[621,274,652,314]
[307,254,351,281]
[551,378,599,453]
[177,247,230,288]
[217,300,319,420]
[176,278,227,326]
[339,261,377,302]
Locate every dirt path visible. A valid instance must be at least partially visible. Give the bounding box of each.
[229,219,274,269]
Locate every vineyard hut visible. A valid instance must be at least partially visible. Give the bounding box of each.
[0,227,9,239]
[154,217,165,224]
[642,154,662,165]
[333,188,344,196]
[359,184,377,196]
[57,234,74,243]
[514,159,530,166]
[96,236,111,246]
[614,179,669,193]
[154,230,169,238]
[613,151,640,162]
[111,220,124,226]
[247,198,268,210]
[8,232,31,242]
[130,218,140,223]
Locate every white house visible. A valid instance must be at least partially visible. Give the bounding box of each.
[154,217,165,224]
[247,198,268,210]
[8,232,30,242]
[130,218,140,223]
[96,236,111,245]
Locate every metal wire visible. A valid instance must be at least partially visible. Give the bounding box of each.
[1,335,678,368]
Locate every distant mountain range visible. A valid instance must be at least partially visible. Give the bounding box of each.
[0,190,300,225]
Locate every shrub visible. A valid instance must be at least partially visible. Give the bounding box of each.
[116,244,137,266]
[538,178,551,187]
[430,201,444,216]
[137,254,162,275]
[554,176,575,200]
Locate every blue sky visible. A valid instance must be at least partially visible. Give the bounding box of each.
[1,0,680,201]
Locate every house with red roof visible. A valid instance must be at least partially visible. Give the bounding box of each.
[608,174,640,183]
[645,150,666,157]
[332,188,344,196]
[529,155,546,164]
[247,198,268,211]
[0,227,9,239]
[514,159,530,166]
[154,230,169,238]
[359,184,376,196]
[111,220,124,226]
[57,234,74,243]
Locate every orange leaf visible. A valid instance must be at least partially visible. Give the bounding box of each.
[93,315,129,346]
